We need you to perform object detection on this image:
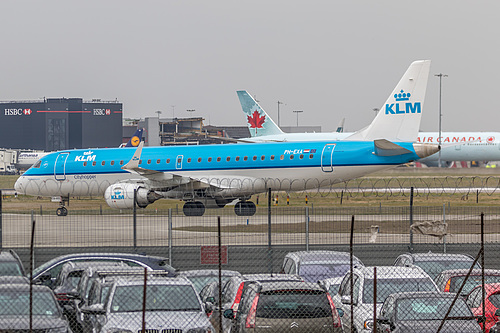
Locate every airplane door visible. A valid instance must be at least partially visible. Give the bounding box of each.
[321,144,336,172]
[176,155,183,170]
[54,152,69,181]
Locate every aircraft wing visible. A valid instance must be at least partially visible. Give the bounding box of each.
[121,142,257,190]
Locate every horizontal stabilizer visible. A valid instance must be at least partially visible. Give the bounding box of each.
[374,139,412,156]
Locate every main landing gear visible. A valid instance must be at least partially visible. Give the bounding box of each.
[56,197,69,216]
[182,200,257,217]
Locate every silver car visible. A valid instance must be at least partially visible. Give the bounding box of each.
[81,275,214,333]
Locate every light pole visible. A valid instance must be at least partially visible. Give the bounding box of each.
[293,110,303,127]
[277,100,284,127]
[435,73,448,168]
[156,111,162,145]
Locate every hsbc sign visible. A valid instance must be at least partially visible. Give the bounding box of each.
[4,108,32,116]
[93,108,111,116]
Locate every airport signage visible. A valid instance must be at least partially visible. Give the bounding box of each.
[93,108,111,116]
[4,108,32,116]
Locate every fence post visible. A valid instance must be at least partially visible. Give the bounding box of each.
[443,204,447,253]
[30,210,35,333]
[373,266,377,333]
[133,189,137,250]
[409,187,414,253]
[267,188,273,274]
[305,207,309,251]
[350,215,354,332]
[168,209,172,267]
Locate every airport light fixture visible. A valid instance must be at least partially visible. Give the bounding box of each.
[293,110,303,127]
[435,73,448,168]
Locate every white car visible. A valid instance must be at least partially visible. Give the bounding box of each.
[333,266,438,333]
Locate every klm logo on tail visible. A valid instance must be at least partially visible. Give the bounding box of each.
[385,90,421,115]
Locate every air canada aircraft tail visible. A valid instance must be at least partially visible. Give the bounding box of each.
[346,60,431,142]
[237,91,283,137]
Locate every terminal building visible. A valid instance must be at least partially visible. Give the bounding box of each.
[0,98,122,151]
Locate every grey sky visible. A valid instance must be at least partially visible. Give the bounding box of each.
[1,1,498,133]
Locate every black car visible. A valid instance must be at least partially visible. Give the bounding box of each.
[376,291,482,333]
[32,252,176,288]
[0,249,25,276]
[0,283,72,332]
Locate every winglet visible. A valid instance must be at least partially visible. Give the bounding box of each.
[237,90,283,137]
[122,141,144,170]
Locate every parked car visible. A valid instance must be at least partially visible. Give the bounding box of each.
[393,251,480,280]
[466,283,500,332]
[281,250,364,282]
[178,269,242,293]
[376,291,482,332]
[0,249,25,276]
[81,275,214,333]
[212,273,304,333]
[334,266,438,333]
[0,275,29,284]
[32,252,176,288]
[0,283,72,332]
[435,269,500,297]
[319,276,344,298]
[224,280,343,332]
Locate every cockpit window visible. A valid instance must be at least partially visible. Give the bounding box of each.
[33,160,42,168]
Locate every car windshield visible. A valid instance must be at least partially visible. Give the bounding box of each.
[414,261,479,280]
[0,290,59,316]
[489,293,500,308]
[363,278,437,303]
[111,284,201,312]
[328,283,340,296]
[299,263,351,282]
[449,275,500,295]
[256,290,331,319]
[0,262,23,276]
[396,297,472,321]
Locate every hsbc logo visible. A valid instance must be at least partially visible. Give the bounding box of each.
[93,108,111,116]
[4,108,33,116]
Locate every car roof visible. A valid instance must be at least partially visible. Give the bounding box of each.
[286,251,362,263]
[400,252,474,262]
[242,273,303,281]
[438,269,500,278]
[388,291,459,300]
[257,280,325,293]
[353,266,430,278]
[110,275,191,286]
[178,269,241,277]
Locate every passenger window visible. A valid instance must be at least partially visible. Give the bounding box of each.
[299,154,304,159]
[270,155,275,160]
[147,159,151,164]
[166,159,170,164]
[156,159,160,164]
[252,156,257,161]
[226,157,230,162]
[217,157,221,162]
[236,156,240,161]
[187,158,191,163]
[208,157,212,162]
[290,155,294,160]
[261,155,265,161]
[139,160,142,164]
[101,161,105,166]
[280,155,284,160]
[111,161,115,166]
[198,158,202,163]
[119,160,124,165]
[243,156,248,161]
[92,161,96,166]
[309,154,314,159]
[83,162,87,167]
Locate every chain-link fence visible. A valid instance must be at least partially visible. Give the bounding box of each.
[0,206,496,332]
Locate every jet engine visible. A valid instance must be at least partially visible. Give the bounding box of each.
[104,183,162,209]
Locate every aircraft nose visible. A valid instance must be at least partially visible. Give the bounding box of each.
[14,176,24,194]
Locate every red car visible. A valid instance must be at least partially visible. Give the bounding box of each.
[466,283,500,332]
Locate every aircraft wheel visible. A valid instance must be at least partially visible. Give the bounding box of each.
[234,201,256,216]
[56,207,68,216]
[183,202,205,216]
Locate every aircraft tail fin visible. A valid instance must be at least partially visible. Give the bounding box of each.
[237,90,283,137]
[123,128,144,148]
[336,118,345,133]
[346,60,431,142]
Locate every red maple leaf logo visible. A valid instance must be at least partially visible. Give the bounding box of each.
[247,110,266,128]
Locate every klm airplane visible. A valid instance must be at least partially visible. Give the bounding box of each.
[15,60,437,217]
